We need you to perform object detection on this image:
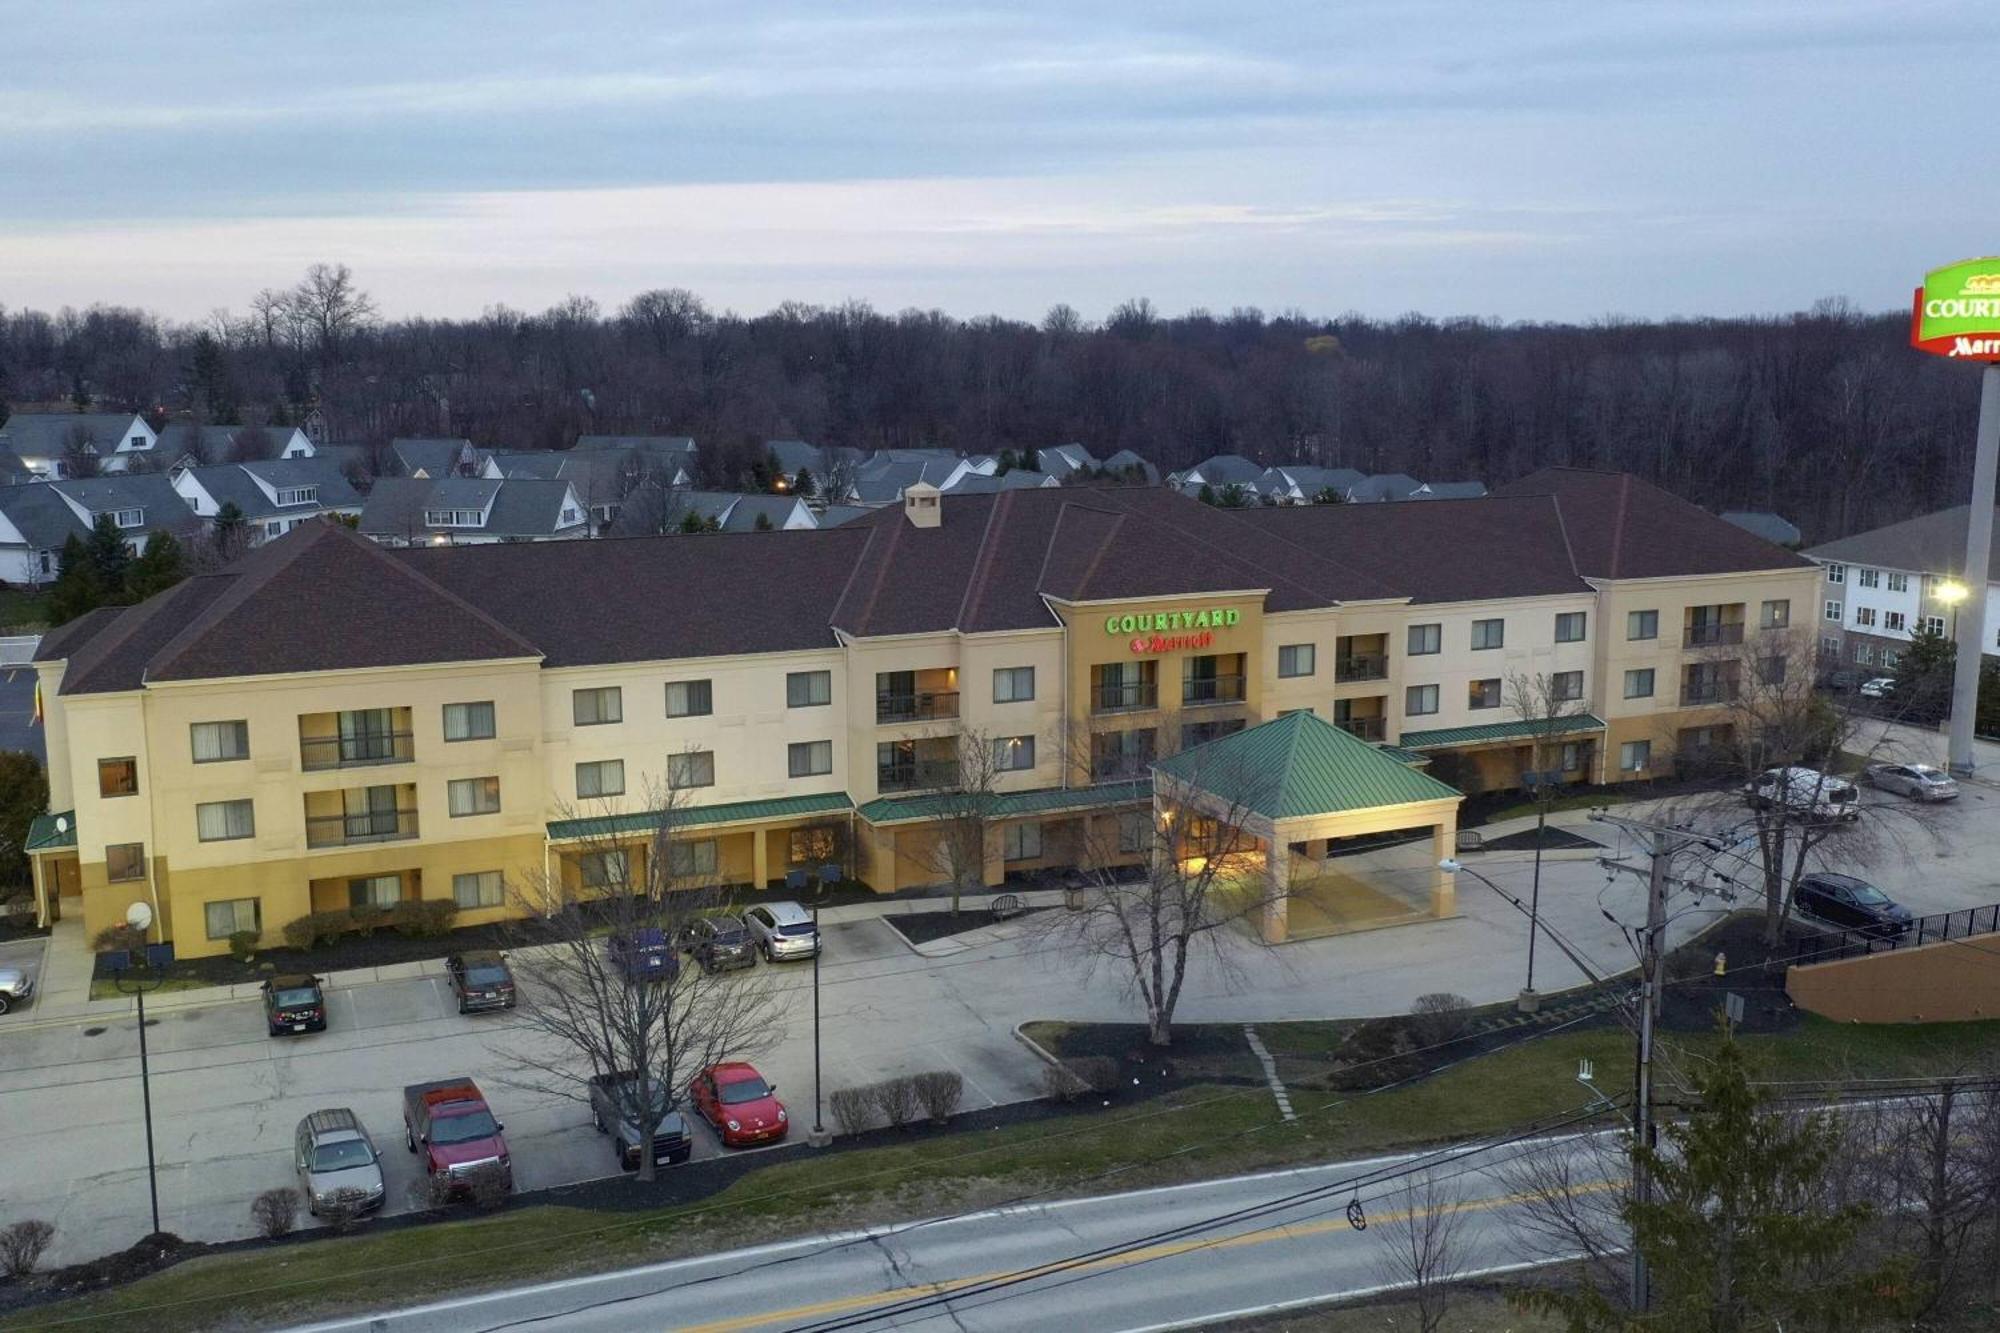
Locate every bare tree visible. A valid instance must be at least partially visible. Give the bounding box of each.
[917,726,1014,917]
[291,263,378,362]
[228,424,276,463]
[1872,1081,1996,1316]
[504,777,783,1181]
[1373,1169,1474,1333]
[1494,1131,1631,1299]
[60,424,101,479]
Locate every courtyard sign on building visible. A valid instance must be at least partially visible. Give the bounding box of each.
[1105,605,1242,655]
[1911,257,2000,361]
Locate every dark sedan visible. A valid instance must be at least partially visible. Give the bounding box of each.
[445,951,517,1013]
[608,928,680,983]
[262,974,327,1036]
[682,915,757,974]
[1795,873,1912,939]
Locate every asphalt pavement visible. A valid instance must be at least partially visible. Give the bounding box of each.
[0,665,43,762]
[282,1130,1619,1332]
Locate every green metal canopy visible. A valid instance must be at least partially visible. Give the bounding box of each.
[1395,714,1606,752]
[548,792,853,843]
[857,780,1149,827]
[26,810,75,852]
[1153,711,1461,820]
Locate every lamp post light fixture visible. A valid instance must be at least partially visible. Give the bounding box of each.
[1936,578,1969,640]
[108,901,169,1237]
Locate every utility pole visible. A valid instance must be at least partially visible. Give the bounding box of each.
[1947,364,1998,777]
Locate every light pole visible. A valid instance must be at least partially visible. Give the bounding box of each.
[1438,858,1603,985]
[109,901,166,1237]
[810,862,838,1148]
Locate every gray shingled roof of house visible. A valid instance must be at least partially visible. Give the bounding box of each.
[0,448,32,484]
[1720,510,1802,547]
[572,435,696,456]
[0,474,201,549]
[1345,473,1421,502]
[1182,454,1264,486]
[0,413,146,458]
[391,438,477,477]
[1804,505,2000,581]
[482,479,583,537]
[850,459,959,504]
[184,459,361,519]
[815,504,872,528]
[1100,449,1159,483]
[1411,480,1489,500]
[719,494,812,532]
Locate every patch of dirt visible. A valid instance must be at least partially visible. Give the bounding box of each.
[882,906,1050,946]
[1657,911,1820,1035]
[0,1232,208,1310]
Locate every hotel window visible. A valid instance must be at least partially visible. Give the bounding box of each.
[1854,643,1874,665]
[1557,742,1584,772]
[1624,668,1655,699]
[1857,568,1879,588]
[992,735,1036,772]
[1554,612,1587,643]
[573,686,622,726]
[1758,655,1788,685]
[1627,609,1658,641]
[575,759,625,799]
[1405,684,1439,716]
[1470,618,1504,651]
[1277,644,1316,678]
[1820,635,1842,657]
[787,670,832,707]
[789,827,837,865]
[443,701,495,742]
[788,740,833,778]
[453,871,505,909]
[669,750,716,789]
[1620,740,1651,773]
[1887,573,1909,593]
[667,839,719,878]
[1925,616,1946,637]
[665,679,713,718]
[1407,623,1441,656]
[579,849,629,889]
[1825,563,1846,584]
[195,799,255,842]
[190,720,249,763]
[448,776,501,817]
[204,897,260,940]
[1093,659,1157,712]
[106,842,145,882]
[348,874,403,908]
[1854,607,1876,628]
[1092,727,1157,779]
[1760,599,1790,630]
[1551,671,1584,702]
[1002,822,1044,862]
[993,666,1036,703]
[98,757,138,798]
[1181,718,1246,749]
[1117,811,1152,855]
[1468,678,1502,710]
[1884,650,1900,668]
[1824,600,1842,622]
[1884,611,1906,633]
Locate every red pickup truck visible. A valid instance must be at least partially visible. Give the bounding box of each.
[402,1077,512,1194]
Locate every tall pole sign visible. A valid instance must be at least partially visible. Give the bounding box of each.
[1911,258,2000,777]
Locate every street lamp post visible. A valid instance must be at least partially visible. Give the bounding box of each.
[109,901,166,1236]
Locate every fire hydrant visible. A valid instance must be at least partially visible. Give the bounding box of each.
[1713,951,1727,977]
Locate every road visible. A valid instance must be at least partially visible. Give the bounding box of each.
[284,1130,1616,1332]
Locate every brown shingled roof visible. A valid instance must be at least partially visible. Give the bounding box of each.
[1492,468,1813,580]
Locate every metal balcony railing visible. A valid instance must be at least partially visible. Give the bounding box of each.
[306,806,419,848]
[1683,622,1745,648]
[876,761,959,793]
[1182,673,1247,706]
[1336,717,1386,742]
[1336,654,1389,682]
[300,730,414,771]
[875,691,959,724]
[1680,681,1739,706]
[1093,682,1159,714]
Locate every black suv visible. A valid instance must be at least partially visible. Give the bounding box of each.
[1796,873,1913,940]
[445,951,517,1014]
[262,974,327,1036]
[682,915,757,974]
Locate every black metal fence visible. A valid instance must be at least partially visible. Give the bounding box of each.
[1787,901,2000,967]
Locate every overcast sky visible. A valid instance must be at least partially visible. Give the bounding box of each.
[3,0,1994,324]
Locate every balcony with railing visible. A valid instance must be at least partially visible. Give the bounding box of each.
[1682,605,1746,649]
[1336,717,1387,742]
[1335,634,1391,683]
[299,708,415,771]
[1092,661,1159,715]
[1679,670,1741,706]
[304,785,419,849]
[1182,653,1247,708]
[876,735,959,794]
[875,667,960,725]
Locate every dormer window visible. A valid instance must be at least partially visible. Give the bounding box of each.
[275,486,318,506]
[127,435,147,450]
[110,508,144,529]
[425,508,486,528]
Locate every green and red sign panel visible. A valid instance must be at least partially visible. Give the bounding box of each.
[1911,258,2000,362]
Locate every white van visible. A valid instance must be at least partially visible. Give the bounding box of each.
[1744,766,1861,822]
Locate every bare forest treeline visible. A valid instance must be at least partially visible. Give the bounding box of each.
[0,271,1983,542]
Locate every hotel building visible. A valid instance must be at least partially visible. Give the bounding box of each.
[26,468,1816,957]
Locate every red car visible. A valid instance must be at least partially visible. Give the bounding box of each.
[690,1062,788,1147]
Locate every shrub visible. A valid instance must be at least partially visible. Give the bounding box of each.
[281,911,351,952]
[1408,992,1474,1050]
[911,1070,964,1125]
[1040,1061,1087,1103]
[347,903,391,935]
[390,899,457,938]
[0,1219,55,1278]
[1331,1018,1419,1089]
[462,1163,511,1212]
[227,929,260,963]
[250,1188,299,1239]
[90,922,146,955]
[871,1075,920,1129]
[828,1087,873,1137]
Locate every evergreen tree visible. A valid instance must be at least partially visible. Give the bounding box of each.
[84,514,133,595]
[212,501,249,560]
[678,510,709,534]
[47,535,104,625]
[126,531,187,601]
[1312,485,1344,504]
[754,511,774,531]
[0,750,48,894]
[996,449,1018,474]
[1891,623,1955,724]
[1215,482,1250,508]
[1197,483,1218,506]
[793,465,816,499]
[1021,446,1040,472]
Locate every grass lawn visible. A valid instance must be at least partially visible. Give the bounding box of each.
[86,974,224,1002]
[17,1015,2000,1331]
[0,587,50,631]
[1209,1286,1563,1331]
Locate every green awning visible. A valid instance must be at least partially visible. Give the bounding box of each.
[548,792,853,842]
[1374,745,1432,767]
[26,810,75,852]
[1153,711,1461,820]
[1396,714,1607,751]
[857,780,1150,827]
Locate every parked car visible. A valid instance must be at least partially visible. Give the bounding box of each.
[587,1071,693,1170]
[608,928,680,983]
[690,1061,788,1147]
[1819,668,1860,694]
[262,974,327,1036]
[1858,677,1898,699]
[743,902,821,962]
[1744,767,1861,822]
[445,951,517,1013]
[1864,762,1960,802]
[681,914,757,973]
[294,1108,386,1218]
[1795,872,1912,939]
[402,1078,512,1194]
[0,966,33,1015]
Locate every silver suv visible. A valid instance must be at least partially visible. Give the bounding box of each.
[743,901,821,961]
[0,967,33,1015]
[294,1108,386,1218]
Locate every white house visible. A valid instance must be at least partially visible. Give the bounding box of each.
[1804,505,2000,673]
[0,413,157,477]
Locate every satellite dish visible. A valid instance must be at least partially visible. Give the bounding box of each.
[126,902,153,931]
[54,816,68,834]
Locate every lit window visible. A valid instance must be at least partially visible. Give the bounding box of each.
[992,735,1036,771]
[98,757,138,798]
[106,842,146,882]
[1468,679,1502,710]
[1760,600,1790,630]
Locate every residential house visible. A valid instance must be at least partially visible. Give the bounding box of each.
[1168,454,1264,490]
[1253,466,1366,504]
[156,424,316,466]
[390,438,485,480]
[659,491,818,533]
[573,436,696,487]
[171,459,364,545]
[1804,505,2000,674]
[360,477,589,546]
[1343,473,1424,503]
[1720,511,1802,548]
[0,413,157,477]
[1099,449,1159,484]
[0,474,204,585]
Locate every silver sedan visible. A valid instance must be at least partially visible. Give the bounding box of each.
[1864,762,1959,801]
[0,966,33,1015]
